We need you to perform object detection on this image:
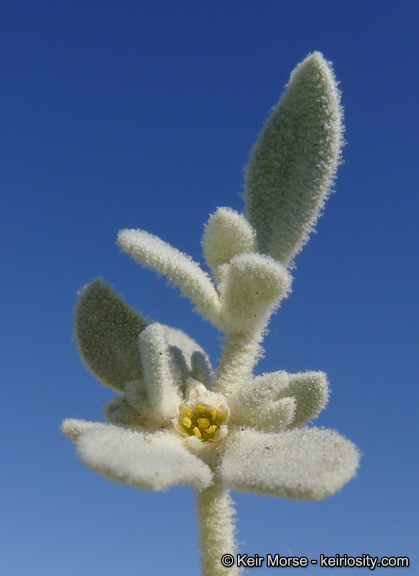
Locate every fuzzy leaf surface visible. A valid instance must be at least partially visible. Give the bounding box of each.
[233,370,329,429]
[66,422,213,491]
[245,52,343,265]
[221,427,360,501]
[117,229,221,325]
[202,207,256,273]
[74,279,148,392]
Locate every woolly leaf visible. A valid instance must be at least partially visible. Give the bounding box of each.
[104,391,149,429]
[66,423,213,491]
[228,371,296,431]
[190,350,215,389]
[138,323,182,421]
[168,344,190,397]
[283,371,329,427]
[218,253,292,333]
[202,207,256,273]
[165,326,210,371]
[117,229,221,325]
[245,52,344,266]
[241,370,329,428]
[61,418,101,441]
[221,427,360,501]
[74,279,148,392]
[229,393,296,432]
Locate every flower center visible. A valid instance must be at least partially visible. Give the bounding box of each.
[176,402,228,442]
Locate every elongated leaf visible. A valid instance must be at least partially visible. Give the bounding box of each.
[245,52,343,265]
[117,229,221,325]
[138,323,182,421]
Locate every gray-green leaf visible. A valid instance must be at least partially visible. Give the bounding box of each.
[245,52,344,266]
[74,279,148,391]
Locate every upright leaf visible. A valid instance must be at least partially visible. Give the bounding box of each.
[245,52,344,266]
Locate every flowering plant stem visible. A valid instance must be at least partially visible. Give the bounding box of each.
[216,332,262,397]
[62,52,361,576]
[197,479,239,576]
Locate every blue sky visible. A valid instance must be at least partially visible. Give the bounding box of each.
[1,2,418,574]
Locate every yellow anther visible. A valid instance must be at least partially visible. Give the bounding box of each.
[176,400,228,443]
[197,417,210,430]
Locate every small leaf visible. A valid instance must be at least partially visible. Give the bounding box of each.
[190,350,215,389]
[247,370,330,428]
[202,207,256,273]
[229,388,296,432]
[218,253,292,333]
[139,323,183,420]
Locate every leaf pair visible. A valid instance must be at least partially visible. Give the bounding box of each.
[228,370,329,432]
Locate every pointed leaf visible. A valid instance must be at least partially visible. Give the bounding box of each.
[245,52,344,265]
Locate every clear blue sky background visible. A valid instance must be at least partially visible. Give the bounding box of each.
[1,2,417,574]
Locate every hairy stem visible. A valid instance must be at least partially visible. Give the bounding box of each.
[215,331,263,397]
[196,480,240,576]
